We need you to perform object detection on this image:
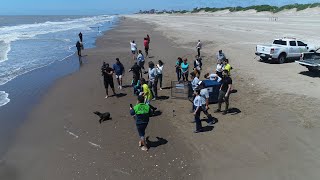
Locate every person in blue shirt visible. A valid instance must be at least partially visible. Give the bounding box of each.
[130,95,151,151]
[113,58,125,89]
[181,58,189,81]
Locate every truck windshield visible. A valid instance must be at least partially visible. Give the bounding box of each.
[273,40,287,45]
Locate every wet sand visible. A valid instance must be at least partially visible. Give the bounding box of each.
[0,19,200,179]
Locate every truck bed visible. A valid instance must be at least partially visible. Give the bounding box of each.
[297,59,320,67]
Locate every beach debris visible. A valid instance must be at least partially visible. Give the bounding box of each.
[66,130,79,139]
[88,141,102,149]
[113,169,130,175]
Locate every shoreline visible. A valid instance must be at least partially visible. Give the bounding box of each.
[0,18,119,158]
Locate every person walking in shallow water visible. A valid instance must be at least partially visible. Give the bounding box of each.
[76,41,82,56]
[78,32,83,42]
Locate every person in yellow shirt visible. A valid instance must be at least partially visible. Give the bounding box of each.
[140,78,157,114]
[223,59,232,76]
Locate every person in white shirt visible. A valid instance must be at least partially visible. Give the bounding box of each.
[156,60,164,90]
[216,50,226,63]
[193,89,203,133]
[148,61,158,100]
[216,59,223,77]
[130,40,137,60]
[196,40,202,57]
[190,72,199,91]
[204,73,222,82]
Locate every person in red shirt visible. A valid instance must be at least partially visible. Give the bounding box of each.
[143,37,149,57]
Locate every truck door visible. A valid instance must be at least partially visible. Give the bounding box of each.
[288,41,298,58]
[297,41,308,53]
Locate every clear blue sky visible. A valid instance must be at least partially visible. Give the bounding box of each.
[1,0,319,15]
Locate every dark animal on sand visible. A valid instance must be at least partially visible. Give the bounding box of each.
[93,111,111,124]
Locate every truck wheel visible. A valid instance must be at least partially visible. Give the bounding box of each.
[278,54,286,64]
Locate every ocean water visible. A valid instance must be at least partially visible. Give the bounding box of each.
[0,15,117,107]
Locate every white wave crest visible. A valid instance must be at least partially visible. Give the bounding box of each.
[0,91,10,107]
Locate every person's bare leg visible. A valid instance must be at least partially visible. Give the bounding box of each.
[120,78,123,89]
[112,88,116,96]
[105,89,109,98]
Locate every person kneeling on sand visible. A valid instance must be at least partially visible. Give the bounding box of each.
[101,62,116,98]
[130,95,151,151]
[204,73,222,82]
[215,70,232,115]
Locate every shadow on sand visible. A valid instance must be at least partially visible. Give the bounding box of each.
[299,71,320,78]
[146,136,168,148]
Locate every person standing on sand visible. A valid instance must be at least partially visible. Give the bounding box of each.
[215,70,232,115]
[156,60,164,90]
[79,32,83,42]
[223,59,232,76]
[198,81,216,125]
[144,37,149,57]
[193,89,203,133]
[76,41,82,57]
[148,61,158,100]
[130,40,137,60]
[216,59,223,78]
[113,58,125,90]
[196,40,202,57]
[181,58,189,82]
[175,57,183,81]
[130,95,150,151]
[137,50,146,74]
[193,55,202,78]
[129,62,142,85]
[101,62,116,98]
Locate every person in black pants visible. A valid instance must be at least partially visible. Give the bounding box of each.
[101,62,116,98]
[76,41,81,56]
[79,32,83,42]
[215,70,232,115]
[129,62,142,86]
[193,89,203,133]
[196,40,202,57]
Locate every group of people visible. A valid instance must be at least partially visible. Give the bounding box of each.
[97,34,235,150]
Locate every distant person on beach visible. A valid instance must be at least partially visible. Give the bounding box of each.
[156,60,164,90]
[129,62,142,86]
[223,59,232,76]
[140,78,157,113]
[204,73,222,82]
[79,32,83,42]
[101,62,116,98]
[113,58,125,90]
[175,57,183,81]
[76,41,82,56]
[196,40,202,57]
[216,50,226,62]
[130,40,137,60]
[137,50,146,73]
[143,37,149,57]
[148,61,158,99]
[130,95,151,151]
[193,89,203,133]
[216,60,223,77]
[198,81,216,125]
[181,58,189,82]
[215,70,232,115]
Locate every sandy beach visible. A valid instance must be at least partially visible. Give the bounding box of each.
[1,8,320,180]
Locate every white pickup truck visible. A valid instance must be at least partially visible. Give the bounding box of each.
[255,38,317,64]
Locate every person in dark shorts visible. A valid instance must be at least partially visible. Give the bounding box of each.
[101,62,116,98]
[129,62,142,85]
[215,70,232,115]
[130,95,151,151]
[76,41,81,56]
[78,32,83,42]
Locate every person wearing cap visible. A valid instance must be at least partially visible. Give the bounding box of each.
[216,50,226,62]
[215,70,232,115]
[198,81,216,125]
[130,95,151,151]
[193,89,203,133]
[181,58,189,81]
[101,62,116,98]
[113,58,125,89]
